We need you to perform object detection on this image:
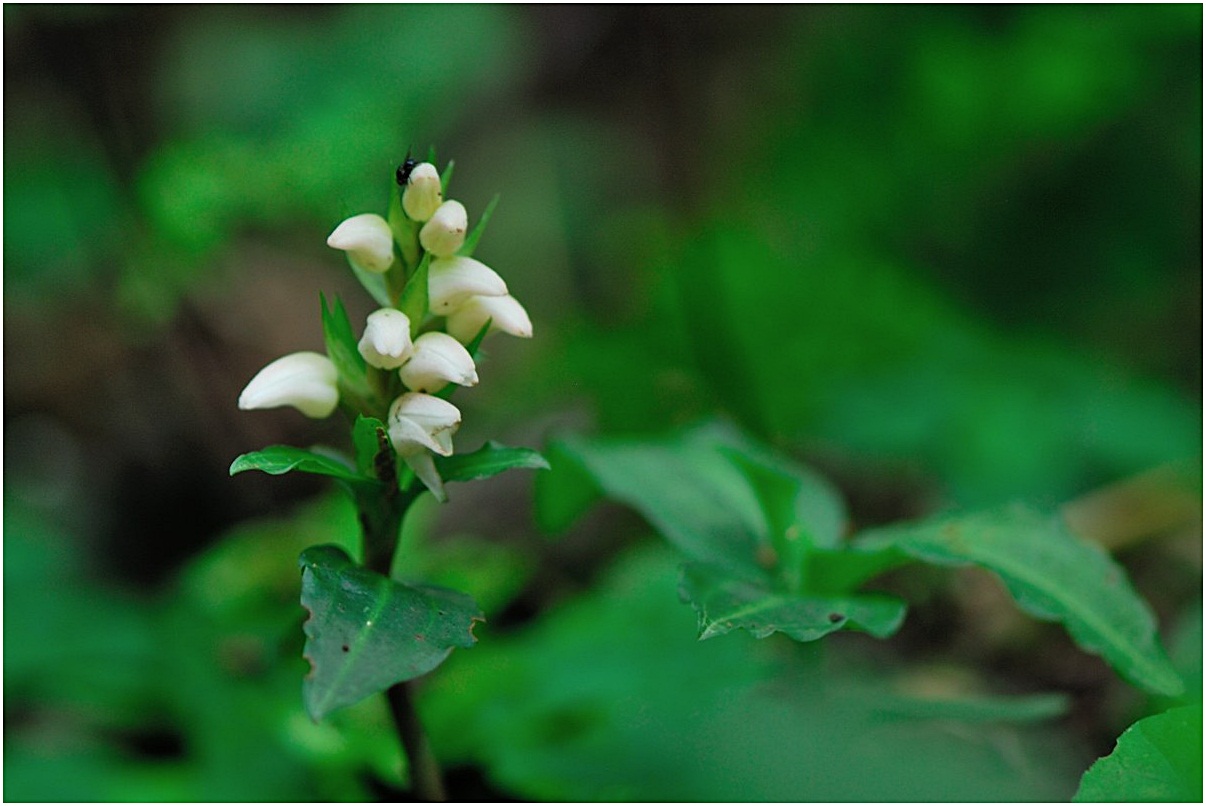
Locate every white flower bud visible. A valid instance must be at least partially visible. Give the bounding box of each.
[388,392,461,458]
[238,351,339,419]
[388,392,462,501]
[402,163,443,222]
[327,213,395,273]
[418,200,468,257]
[445,294,533,343]
[427,255,508,314]
[399,332,479,393]
[357,308,414,370]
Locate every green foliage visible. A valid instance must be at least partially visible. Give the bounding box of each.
[422,543,1081,801]
[397,254,430,338]
[857,508,1184,697]
[1074,703,1203,802]
[541,424,1182,699]
[679,561,906,641]
[540,423,909,643]
[298,545,483,721]
[229,445,369,486]
[458,193,499,258]
[320,294,375,409]
[434,441,550,484]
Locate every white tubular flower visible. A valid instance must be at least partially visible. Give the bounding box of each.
[327,213,395,273]
[399,332,479,393]
[427,255,508,314]
[445,294,533,343]
[402,162,443,222]
[358,308,414,370]
[418,200,468,257]
[388,392,461,500]
[388,392,461,457]
[238,352,339,419]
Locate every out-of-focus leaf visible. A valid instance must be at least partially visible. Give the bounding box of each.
[434,441,548,484]
[298,545,482,720]
[679,561,906,641]
[856,506,1184,696]
[540,429,769,578]
[1074,703,1202,802]
[422,543,1080,801]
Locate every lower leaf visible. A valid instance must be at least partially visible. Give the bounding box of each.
[299,545,483,721]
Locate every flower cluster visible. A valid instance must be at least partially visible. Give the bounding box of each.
[238,159,531,499]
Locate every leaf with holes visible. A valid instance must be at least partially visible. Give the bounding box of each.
[680,562,907,642]
[299,545,482,721]
[855,506,1184,697]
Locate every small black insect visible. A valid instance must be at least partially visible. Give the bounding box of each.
[395,152,419,186]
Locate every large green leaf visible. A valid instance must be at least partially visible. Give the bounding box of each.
[434,441,549,484]
[680,562,906,641]
[230,445,374,486]
[1074,703,1202,802]
[540,430,770,578]
[855,507,1184,696]
[298,545,482,721]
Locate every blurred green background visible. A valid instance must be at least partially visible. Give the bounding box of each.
[4,5,1201,801]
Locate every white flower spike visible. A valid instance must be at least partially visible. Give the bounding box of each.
[418,200,468,257]
[427,255,508,314]
[445,294,533,343]
[358,308,414,370]
[402,162,443,223]
[399,332,479,393]
[238,351,339,419]
[388,392,462,500]
[327,213,395,273]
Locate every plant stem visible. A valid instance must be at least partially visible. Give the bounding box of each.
[361,429,446,801]
[387,681,448,802]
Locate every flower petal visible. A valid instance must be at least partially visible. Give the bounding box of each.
[399,332,479,393]
[445,294,533,342]
[428,256,508,314]
[238,351,339,419]
[327,213,395,273]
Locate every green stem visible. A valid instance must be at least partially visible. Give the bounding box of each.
[386,681,448,802]
[361,427,446,801]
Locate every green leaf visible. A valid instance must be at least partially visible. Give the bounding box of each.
[320,294,374,405]
[230,445,372,486]
[298,545,482,721]
[457,193,499,258]
[534,440,605,535]
[352,416,390,476]
[434,441,549,483]
[439,159,454,195]
[1074,704,1202,802]
[348,261,392,308]
[397,254,430,338]
[680,562,906,642]
[856,506,1184,697]
[543,431,770,578]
